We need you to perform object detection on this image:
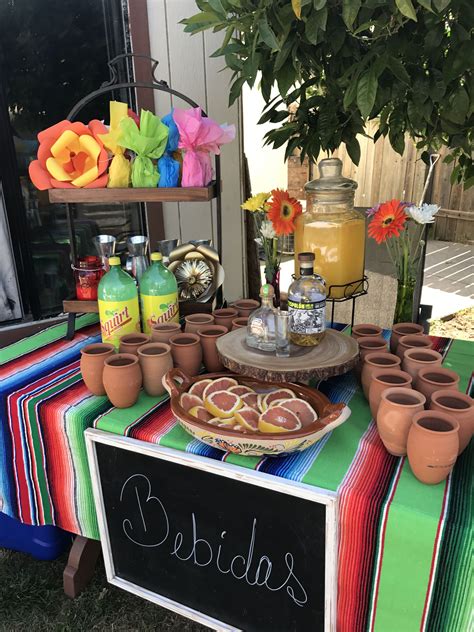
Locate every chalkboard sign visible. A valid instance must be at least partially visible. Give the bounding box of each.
[86,429,338,631]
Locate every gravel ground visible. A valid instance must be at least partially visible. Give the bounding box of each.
[429,306,474,341]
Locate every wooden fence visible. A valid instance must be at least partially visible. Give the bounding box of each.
[288,123,473,244]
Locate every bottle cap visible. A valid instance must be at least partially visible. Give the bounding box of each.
[298,252,315,262]
[109,256,121,266]
[260,284,275,298]
[151,252,163,262]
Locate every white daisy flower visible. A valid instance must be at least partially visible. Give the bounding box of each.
[260,220,277,239]
[406,203,440,224]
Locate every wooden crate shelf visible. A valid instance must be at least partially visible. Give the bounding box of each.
[63,300,99,313]
[48,182,217,204]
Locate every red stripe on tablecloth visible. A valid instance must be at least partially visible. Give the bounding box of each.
[39,378,88,533]
[367,458,405,632]
[337,423,398,632]
[129,404,177,443]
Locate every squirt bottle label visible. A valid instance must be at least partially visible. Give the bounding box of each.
[98,256,141,348]
[139,252,179,334]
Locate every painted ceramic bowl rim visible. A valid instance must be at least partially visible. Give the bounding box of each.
[430,389,474,410]
[404,348,442,363]
[137,342,171,357]
[381,387,426,407]
[365,352,401,366]
[416,367,460,385]
[167,371,346,441]
[412,410,460,435]
[80,343,115,356]
[197,325,229,338]
[185,314,215,323]
[104,353,139,368]
[392,323,424,335]
[169,333,201,346]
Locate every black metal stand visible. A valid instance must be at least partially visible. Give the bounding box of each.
[327,276,369,328]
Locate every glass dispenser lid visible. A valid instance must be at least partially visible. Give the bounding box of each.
[305,158,357,197]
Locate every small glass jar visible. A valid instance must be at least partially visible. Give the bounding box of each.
[246,284,277,352]
[294,158,366,299]
[73,256,104,301]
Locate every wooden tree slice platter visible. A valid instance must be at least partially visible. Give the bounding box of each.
[216,328,359,383]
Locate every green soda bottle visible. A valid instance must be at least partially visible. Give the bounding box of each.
[139,252,179,333]
[97,256,141,348]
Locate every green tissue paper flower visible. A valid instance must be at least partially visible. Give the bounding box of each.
[119,109,169,187]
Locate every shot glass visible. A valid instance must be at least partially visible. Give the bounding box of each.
[275,309,290,358]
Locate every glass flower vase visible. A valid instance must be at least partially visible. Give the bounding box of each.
[393,277,416,324]
[265,266,280,307]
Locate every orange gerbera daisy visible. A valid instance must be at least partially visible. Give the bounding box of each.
[267,189,302,235]
[368,199,408,244]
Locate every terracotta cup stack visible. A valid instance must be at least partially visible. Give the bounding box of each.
[356,321,472,485]
[137,343,173,397]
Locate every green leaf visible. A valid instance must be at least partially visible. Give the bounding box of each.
[387,58,410,84]
[277,58,296,96]
[416,0,433,10]
[305,7,327,42]
[183,11,222,25]
[343,75,359,109]
[228,75,246,106]
[444,88,469,124]
[395,0,417,20]
[313,0,326,8]
[433,0,450,11]
[346,137,361,165]
[258,18,280,50]
[208,0,226,15]
[342,0,361,30]
[274,35,294,71]
[357,68,377,119]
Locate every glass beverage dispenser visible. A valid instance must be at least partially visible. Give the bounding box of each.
[294,158,366,299]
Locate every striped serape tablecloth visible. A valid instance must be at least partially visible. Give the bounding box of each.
[1,318,472,631]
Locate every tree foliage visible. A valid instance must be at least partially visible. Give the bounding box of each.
[183,0,474,188]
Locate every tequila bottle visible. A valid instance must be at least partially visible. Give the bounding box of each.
[246,284,277,352]
[288,252,326,346]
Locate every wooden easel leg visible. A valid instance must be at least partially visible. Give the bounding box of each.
[63,536,101,598]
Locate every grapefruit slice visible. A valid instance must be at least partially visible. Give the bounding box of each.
[204,390,242,418]
[202,377,239,400]
[261,388,296,411]
[234,407,259,432]
[277,398,318,427]
[189,379,213,399]
[229,384,254,396]
[188,405,213,422]
[241,392,260,411]
[258,406,301,433]
[180,393,203,412]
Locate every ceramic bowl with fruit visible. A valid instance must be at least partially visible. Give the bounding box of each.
[162,369,351,456]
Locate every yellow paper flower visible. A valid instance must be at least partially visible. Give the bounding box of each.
[98,101,131,188]
[241,191,271,212]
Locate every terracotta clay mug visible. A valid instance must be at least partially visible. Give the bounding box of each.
[80,343,115,396]
[137,343,173,397]
[390,322,424,353]
[212,308,239,331]
[232,317,248,330]
[151,322,181,344]
[103,353,142,408]
[368,369,413,418]
[169,333,203,376]
[351,323,383,340]
[184,313,214,334]
[396,334,433,360]
[119,333,151,356]
[361,352,402,398]
[376,387,426,456]
[402,348,442,381]
[232,299,260,318]
[429,390,474,454]
[197,325,228,372]
[407,411,459,484]
[358,336,389,362]
[414,367,460,406]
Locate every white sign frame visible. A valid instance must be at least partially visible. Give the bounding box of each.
[86,428,338,632]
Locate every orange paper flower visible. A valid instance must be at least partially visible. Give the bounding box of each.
[29,120,109,189]
[368,199,408,244]
[267,189,302,235]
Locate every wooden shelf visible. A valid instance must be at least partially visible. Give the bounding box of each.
[48,182,217,204]
[63,300,99,313]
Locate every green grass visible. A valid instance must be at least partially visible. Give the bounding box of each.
[0,548,208,631]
